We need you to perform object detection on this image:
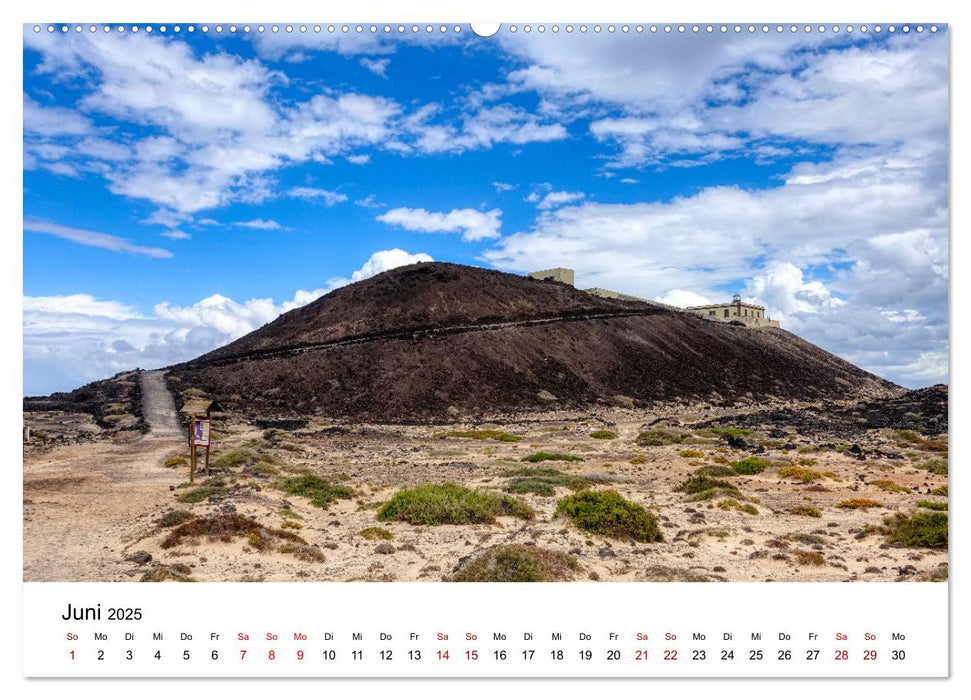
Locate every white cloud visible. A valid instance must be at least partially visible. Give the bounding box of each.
[23,94,91,136]
[408,104,568,154]
[24,294,142,321]
[483,146,947,387]
[23,31,403,216]
[234,218,284,230]
[712,34,948,148]
[878,351,948,384]
[589,116,746,167]
[500,30,830,114]
[377,207,502,242]
[153,293,283,337]
[351,248,432,280]
[655,289,712,308]
[287,187,348,205]
[24,30,576,219]
[535,190,585,210]
[323,248,435,290]
[493,182,514,192]
[744,262,845,320]
[142,208,192,228]
[24,249,433,395]
[360,57,390,77]
[249,31,397,61]
[160,230,192,240]
[248,27,466,61]
[880,309,927,324]
[498,31,946,168]
[354,195,383,209]
[24,219,173,258]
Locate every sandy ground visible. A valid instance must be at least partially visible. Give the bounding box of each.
[23,435,185,581]
[23,371,185,581]
[23,389,948,583]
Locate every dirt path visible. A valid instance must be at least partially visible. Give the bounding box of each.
[140,369,182,436]
[23,370,186,581]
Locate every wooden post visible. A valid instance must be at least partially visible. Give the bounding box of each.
[189,412,197,484]
[205,409,212,476]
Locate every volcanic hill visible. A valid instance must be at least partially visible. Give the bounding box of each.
[163,262,899,421]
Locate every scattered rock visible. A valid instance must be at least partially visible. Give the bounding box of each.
[125,551,152,565]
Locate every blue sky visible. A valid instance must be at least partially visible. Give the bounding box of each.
[23,24,948,395]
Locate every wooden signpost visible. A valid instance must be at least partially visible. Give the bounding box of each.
[179,399,218,484]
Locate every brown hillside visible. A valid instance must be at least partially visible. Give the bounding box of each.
[166,262,900,421]
[195,262,649,361]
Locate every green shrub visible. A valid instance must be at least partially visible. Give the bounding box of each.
[869,479,909,493]
[176,485,229,503]
[883,512,947,549]
[590,430,618,440]
[916,500,948,511]
[889,430,947,453]
[161,513,305,550]
[792,550,826,566]
[247,462,280,477]
[434,430,522,442]
[376,483,534,525]
[157,510,194,527]
[164,456,187,468]
[718,499,758,515]
[639,566,710,582]
[635,429,688,446]
[277,507,303,520]
[706,425,754,438]
[359,526,394,540]
[555,490,661,542]
[676,475,743,501]
[777,466,824,483]
[836,498,883,510]
[679,449,704,458]
[451,545,579,582]
[211,449,259,469]
[276,473,354,508]
[629,455,647,465]
[278,543,326,562]
[521,452,583,463]
[502,467,605,496]
[280,520,303,529]
[731,457,772,475]
[141,565,194,582]
[931,484,948,497]
[788,505,822,518]
[920,459,948,476]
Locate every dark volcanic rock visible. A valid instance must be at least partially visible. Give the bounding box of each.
[161,263,899,421]
[252,417,309,430]
[693,385,947,440]
[23,369,148,433]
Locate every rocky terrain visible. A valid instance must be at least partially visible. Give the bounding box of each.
[165,263,899,421]
[22,263,946,583]
[23,370,146,453]
[24,386,947,583]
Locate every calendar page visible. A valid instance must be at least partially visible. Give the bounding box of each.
[17,0,955,690]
